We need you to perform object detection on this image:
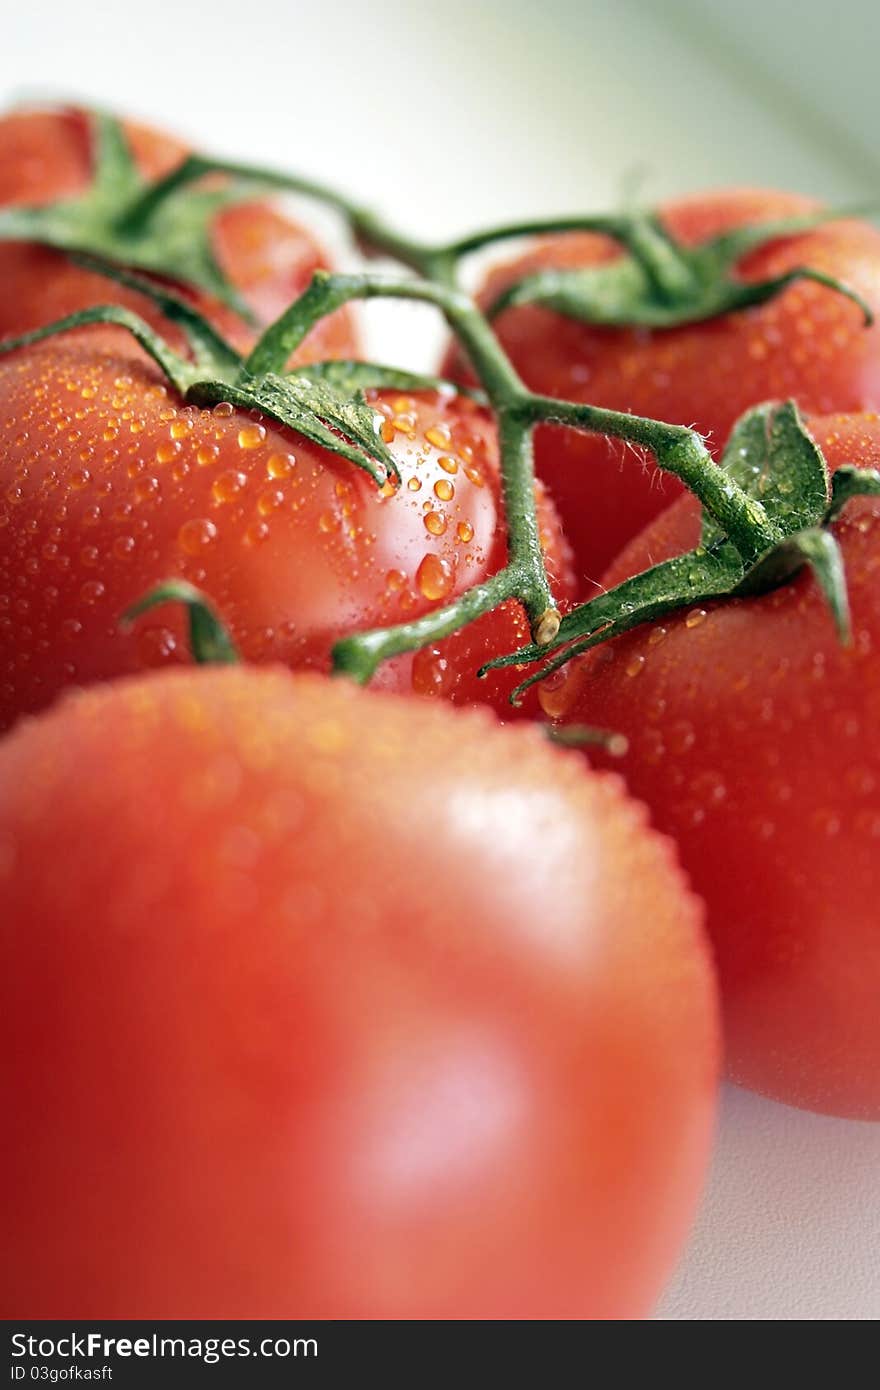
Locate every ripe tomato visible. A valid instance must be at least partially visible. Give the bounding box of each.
[0,337,572,731]
[0,107,356,361]
[0,667,718,1318]
[561,411,880,1119]
[450,191,880,582]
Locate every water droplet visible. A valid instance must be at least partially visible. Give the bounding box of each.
[625,654,645,678]
[155,441,181,465]
[407,476,422,492]
[113,535,135,560]
[212,401,234,418]
[238,424,267,450]
[425,425,451,450]
[434,478,455,502]
[416,553,454,600]
[212,470,247,504]
[245,520,270,545]
[385,569,406,591]
[456,520,474,544]
[69,468,91,490]
[258,487,285,516]
[685,608,708,629]
[80,580,105,605]
[411,645,455,697]
[537,668,575,719]
[437,455,458,475]
[267,452,295,479]
[197,444,220,467]
[134,476,160,503]
[424,510,447,536]
[170,418,193,440]
[178,518,218,555]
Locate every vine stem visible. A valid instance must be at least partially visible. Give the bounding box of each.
[112,153,788,685]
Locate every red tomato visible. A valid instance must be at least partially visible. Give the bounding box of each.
[0,667,718,1318]
[0,339,572,730]
[449,191,880,583]
[0,107,356,361]
[561,411,880,1119]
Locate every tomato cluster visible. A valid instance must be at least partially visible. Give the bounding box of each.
[1,106,879,1322]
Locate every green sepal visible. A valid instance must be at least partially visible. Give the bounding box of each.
[825,465,880,520]
[479,400,867,703]
[0,262,400,487]
[123,582,239,664]
[0,108,262,324]
[702,400,829,548]
[734,526,851,642]
[488,207,874,330]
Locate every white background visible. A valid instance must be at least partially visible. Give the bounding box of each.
[3,0,879,1320]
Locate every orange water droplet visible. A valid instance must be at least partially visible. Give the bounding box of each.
[134,476,160,503]
[170,418,193,440]
[212,470,247,504]
[425,425,451,450]
[69,468,91,490]
[437,455,458,475]
[212,401,234,418]
[464,465,485,487]
[245,520,270,545]
[238,423,267,450]
[318,512,338,534]
[685,608,708,629]
[434,478,454,502]
[386,569,406,591]
[416,553,453,600]
[155,440,181,464]
[411,645,455,697]
[267,452,295,479]
[407,476,422,492]
[456,520,474,544]
[258,487,285,516]
[197,444,219,468]
[424,510,447,536]
[178,518,218,554]
[537,669,575,719]
[625,655,645,678]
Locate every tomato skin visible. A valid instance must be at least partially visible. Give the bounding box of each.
[0,667,718,1318]
[449,191,880,583]
[0,340,571,729]
[562,412,880,1119]
[0,108,356,361]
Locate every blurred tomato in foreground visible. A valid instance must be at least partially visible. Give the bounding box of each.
[0,668,718,1318]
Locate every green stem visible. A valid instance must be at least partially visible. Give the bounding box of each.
[524,395,781,563]
[333,569,518,684]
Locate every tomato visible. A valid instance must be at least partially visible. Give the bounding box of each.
[0,667,718,1318]
[0,107,356,361]
[0,337,572,731]
[449,191,880,583]
[561,411,880,1119]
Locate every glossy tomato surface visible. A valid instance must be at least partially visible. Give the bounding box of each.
[0,339,572,730]
[0,667,719,1318]
[563,412,880,1118]
[0,107,355,361]
[450,191,880,582]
